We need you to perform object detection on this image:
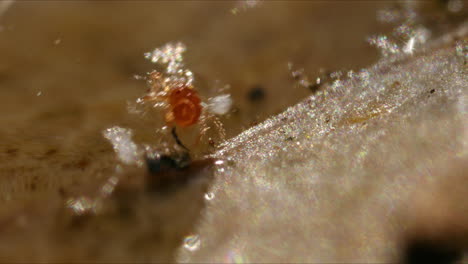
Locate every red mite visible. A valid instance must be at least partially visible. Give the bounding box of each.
[140,70,226,148]
[166,86,202,127]
[142,71,202,128]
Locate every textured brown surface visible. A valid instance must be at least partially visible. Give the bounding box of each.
[0,1,466,262]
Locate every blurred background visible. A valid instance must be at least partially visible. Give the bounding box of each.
[0,1,465,262]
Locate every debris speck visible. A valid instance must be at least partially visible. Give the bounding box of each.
[208,94,233,115]
[247,85,266,102]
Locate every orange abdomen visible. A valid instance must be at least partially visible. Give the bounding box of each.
[168,86,202,127]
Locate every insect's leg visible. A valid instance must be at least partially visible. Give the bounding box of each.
[171,127,189,151]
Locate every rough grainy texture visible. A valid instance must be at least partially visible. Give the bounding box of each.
[179,27,468,262]
[0,1,466,263]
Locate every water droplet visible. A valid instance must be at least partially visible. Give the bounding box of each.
[204,192,215,200]
[183,234,201,252]
[214,160,225,165]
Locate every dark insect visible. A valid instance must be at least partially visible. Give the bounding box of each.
[145,151,214,193]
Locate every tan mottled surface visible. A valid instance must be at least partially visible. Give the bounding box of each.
[0,1,466,262]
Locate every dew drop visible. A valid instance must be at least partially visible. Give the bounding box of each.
[214,160,225,165]
[183,234,201,252]
[204,192,215,200]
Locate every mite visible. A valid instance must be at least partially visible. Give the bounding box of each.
[140,71,202,128]
[138,70,227,147]
[166,86,202,127]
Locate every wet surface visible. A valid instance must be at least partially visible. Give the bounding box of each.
[0,1,466,262]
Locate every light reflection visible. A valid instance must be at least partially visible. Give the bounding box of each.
[204,192,215,201]
[103,127,141,165]
[183,234,201,252]
[66,197,98,215]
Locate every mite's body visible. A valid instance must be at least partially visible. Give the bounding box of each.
[140,71,202,128]
[166,86,202,127]
[138,70,226,147]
